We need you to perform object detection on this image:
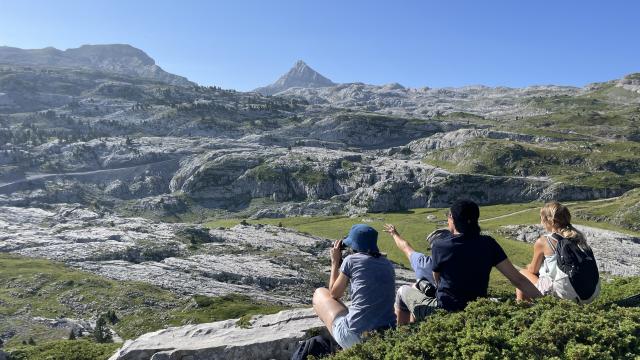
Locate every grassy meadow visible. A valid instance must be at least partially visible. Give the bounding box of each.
[206,197,640,294]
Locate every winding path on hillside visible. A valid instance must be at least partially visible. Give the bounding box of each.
[479,196,623,223]
[0,158,177,193]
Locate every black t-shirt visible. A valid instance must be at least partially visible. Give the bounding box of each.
[431,232,507,311]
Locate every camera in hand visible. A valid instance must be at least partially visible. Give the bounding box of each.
[416,278,437,297]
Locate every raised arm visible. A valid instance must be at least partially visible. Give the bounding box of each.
[383,224,415,260]
[495,258,542,300]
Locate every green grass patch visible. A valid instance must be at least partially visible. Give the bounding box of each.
[0,254,287,347]
[245,163,285,182]
[206,198,640,294]
[423,138,640,190]
[294,164,330,185]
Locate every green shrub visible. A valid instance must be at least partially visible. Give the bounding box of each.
[7,340,119,360]
[294,165,329,185]
[247,164,284,182]
[330,296,640,360]
[175,227,215,246]
[93,316,112,344]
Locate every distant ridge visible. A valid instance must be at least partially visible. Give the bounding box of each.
[254,60,335,95]
[0,44,194,86]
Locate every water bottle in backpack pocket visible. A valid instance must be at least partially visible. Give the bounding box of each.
[547,233,600,304]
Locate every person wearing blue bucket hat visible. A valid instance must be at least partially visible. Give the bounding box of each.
[312,224,396,350]
[342,224,380,253]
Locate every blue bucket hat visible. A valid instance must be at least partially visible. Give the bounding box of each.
[343,224,379,253]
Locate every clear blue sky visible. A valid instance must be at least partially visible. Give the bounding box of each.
[0,0,638,90]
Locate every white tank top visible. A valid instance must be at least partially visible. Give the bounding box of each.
[539,234,559,278]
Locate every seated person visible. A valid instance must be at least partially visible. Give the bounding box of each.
[517,201,600,303]
[312,224,396,349]
[384,200,542,325]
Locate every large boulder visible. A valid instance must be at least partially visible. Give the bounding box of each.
[109,308,325,360]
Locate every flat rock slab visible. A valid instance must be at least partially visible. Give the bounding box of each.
[109,308,325,360]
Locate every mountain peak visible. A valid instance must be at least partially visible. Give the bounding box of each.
[254,60,335,95]
[65,44,156,66]
[0,44,193,86]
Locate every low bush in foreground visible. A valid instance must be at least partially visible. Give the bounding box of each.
[330,294,640,360]
[6,340,120,360]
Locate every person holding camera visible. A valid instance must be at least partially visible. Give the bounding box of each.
[384,200,542,325]
[312,224,396,349]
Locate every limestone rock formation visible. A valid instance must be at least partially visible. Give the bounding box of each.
[0,205,332,303]
[109,308,325,360]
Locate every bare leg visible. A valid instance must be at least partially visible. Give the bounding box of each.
[516,268,539,301]
[312,288,348,335]
[395,306,411,326]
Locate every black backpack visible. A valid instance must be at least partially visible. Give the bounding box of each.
[548,233,600,302]
[291,335,339,360]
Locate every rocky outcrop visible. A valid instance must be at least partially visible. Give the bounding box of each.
[617,73,640,94]
[407,128,557,154]
[109,308,325,360]
[498,224,640,276]
[0,205,331,304]
[278,82,581,119]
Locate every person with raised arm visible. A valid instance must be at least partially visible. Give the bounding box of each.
[384,200,542,325]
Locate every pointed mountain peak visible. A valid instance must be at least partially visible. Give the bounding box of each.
[255,60,335,95]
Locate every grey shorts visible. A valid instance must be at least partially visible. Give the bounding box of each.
[395,284,439,321]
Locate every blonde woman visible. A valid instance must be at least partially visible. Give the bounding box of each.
[517,201,600,303]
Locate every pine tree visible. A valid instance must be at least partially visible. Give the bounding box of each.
[94,316,113,343]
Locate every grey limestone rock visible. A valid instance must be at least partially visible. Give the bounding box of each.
[109,308,325,360]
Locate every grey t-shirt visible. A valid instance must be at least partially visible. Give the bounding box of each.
[340,253,396,334]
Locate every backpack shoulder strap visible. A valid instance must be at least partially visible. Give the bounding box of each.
[545,233,561,253]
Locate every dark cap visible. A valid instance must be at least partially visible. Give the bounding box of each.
[449,200,481,234]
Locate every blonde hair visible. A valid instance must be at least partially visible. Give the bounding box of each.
[540,201,587,246]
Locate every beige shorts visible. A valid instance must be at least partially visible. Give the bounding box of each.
[395,285,439,321]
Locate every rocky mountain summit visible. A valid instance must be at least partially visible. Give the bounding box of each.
[254,60,335,95]
[0,44,193,86]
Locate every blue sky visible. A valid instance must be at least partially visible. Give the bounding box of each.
[0,0,638,90]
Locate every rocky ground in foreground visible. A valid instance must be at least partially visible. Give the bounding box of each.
[0,205,336,304]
